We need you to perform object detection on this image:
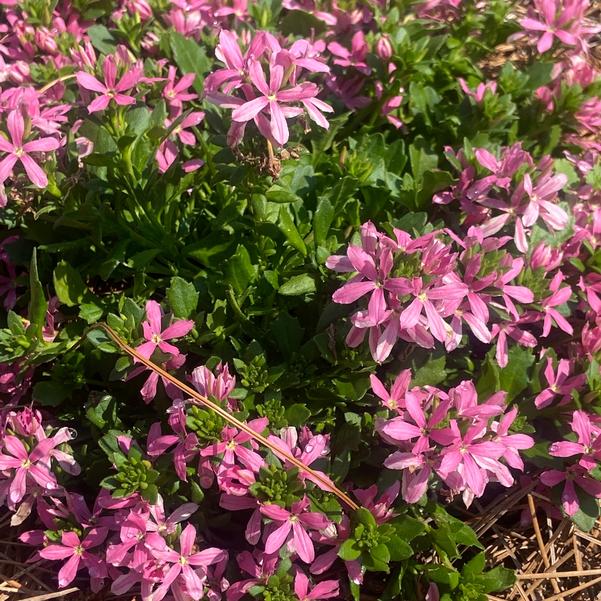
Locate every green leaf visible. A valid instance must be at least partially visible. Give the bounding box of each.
[33,381,69,407]
[314,196,334,247]
[285,403,311,426]
[278,207,307,255]
[386,535,413,561]
[338,539,362,561]
[371,543,391,564]
[265,185,301,203]
[53,261,86,307]
[421,565,460,589]
[79,301,104,324]
[227,245,257,295]
[278,274,316,296]
[7,311,26,336]
[478,346,534,401]
[28,249,47,341]
[87,24,117,54]
[169,32,211,93]
[412,355,446,387]
[355,507,377,528]
[477,567,516,593]
[280,10,326,36]
[167,276,199,319]
[392,515,426,541]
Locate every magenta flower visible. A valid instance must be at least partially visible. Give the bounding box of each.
[260,496,330,563]
[399,278,460,343]
[39,528,108,589]
[163,66,197,110]
[0,435,60,504]
[549,410,601,470]
[540,272,573,337]
[328,31,371,75]
[491,320,537,368]
[227,551,278,601]
[231,61,327,146]
[136,300,194,359]
[145,524,227,601]
[0,110,59,188]
[369,369,411,411]
[294,571,339,601]
[200,418,268,473]
[438,421,507,498]
[352,482,399,525]
[378,390,452,454]
[76,55,141,113]
[535,357,585,408]
[541,465,601,516]
[492,407,535,470]
[458,78,497,103]
[384,449,434,504]
[519,0,581,53]
[522,172,568,231]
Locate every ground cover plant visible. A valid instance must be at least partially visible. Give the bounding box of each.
[0,0,600,599]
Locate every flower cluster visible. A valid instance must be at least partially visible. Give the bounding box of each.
[206,30,333,147]
[374,377,534,507]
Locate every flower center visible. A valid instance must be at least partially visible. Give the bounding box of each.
[268,94,277,101]
[151,333,162,344]
[14,147,24,157]
[179,555,188,565]
[21,458,31,469]
[74,545,84,556]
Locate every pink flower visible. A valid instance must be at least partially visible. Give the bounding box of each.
[459,78,497,103]
[39,528,108,589]
[369,369,411,410]
[438,421,507,498]
[200,419,268,473]
[378,390,452,454]
[231,60,328,146]
[155,111,205,172]
[294,571,339,600]
[260,496,330,563]
[534,357,585,408]
[328,31,371,75]
[491,407,535,470]
[145,524,227,601]
[491,320,537,368]
[549,410,601,470]
[163,65,197,110]
[519,0,581,53]
[136,300,194,359]
[189,362,236,404]
[541,465,601,516]
[0,110,59,188]
[540,272,573,337]
[522,172,568,231]
[76,55,141,113]
[0,435,60,504]
[352,482,399,525]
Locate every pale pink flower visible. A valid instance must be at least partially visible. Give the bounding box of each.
[0,109,59,188]
[76,55,141,113]
[519,0,582,53]
[294,572,339,600]
[39,528,108,589]
[145,524,227,601]
[535,357,585,408]
[549,410,601,469]
[136,300,194,359]
[260,496,330,563]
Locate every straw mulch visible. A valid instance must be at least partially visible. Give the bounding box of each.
[467,487,601,601]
